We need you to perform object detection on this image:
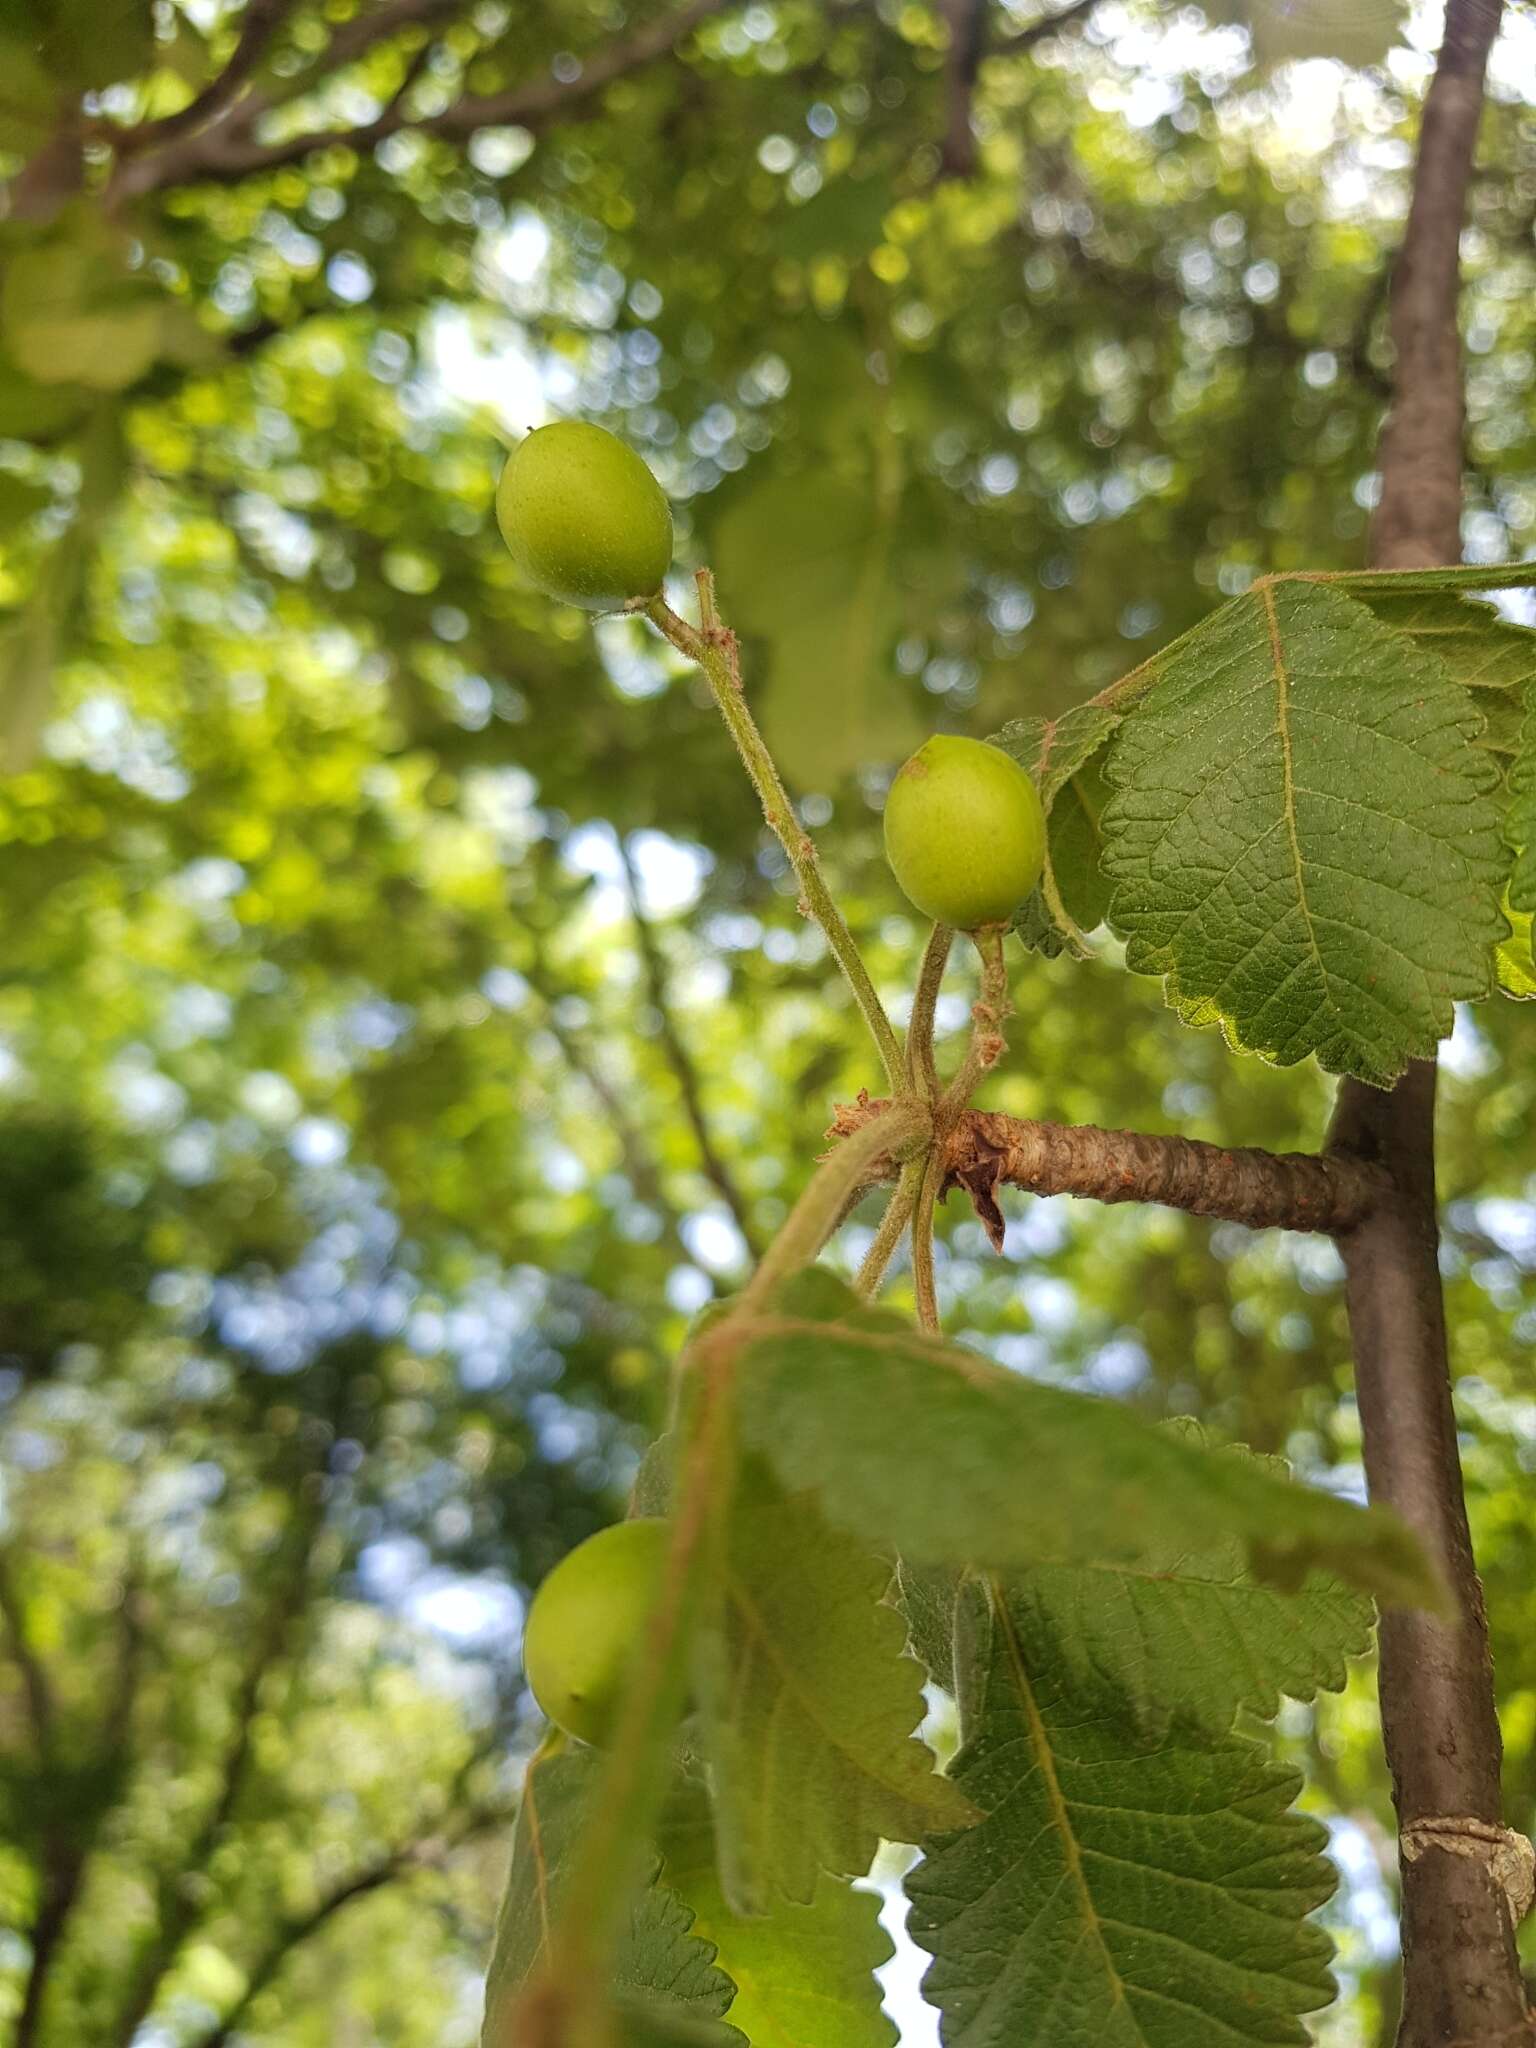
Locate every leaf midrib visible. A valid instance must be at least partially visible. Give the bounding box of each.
[988,1574,1131,2028]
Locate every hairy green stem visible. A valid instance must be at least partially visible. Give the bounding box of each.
[644,578,904,1091]
[908,928,1013,1333]
[938,927,1010,1123]
[855,1155,923,1298]
[741,1099,929,1315]
[909,1143,948,1335]
[905,922,953,1099]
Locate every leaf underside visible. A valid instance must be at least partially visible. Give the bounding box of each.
[1504,680,1536,912]
[480,1750,744,2048]
[1099,578,1507,1084]
[996,703,1118,954]
[660,1777,900,2048]
[735,1271,1438,1611]
[697,1456,973,1914]
[1360,588,1536,738]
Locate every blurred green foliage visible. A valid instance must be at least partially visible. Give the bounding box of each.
[1,2,1535,2042]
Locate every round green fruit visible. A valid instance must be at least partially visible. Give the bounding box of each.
[883,735,1046,930]
[522,1517,670,1746]
[495,420,673,612]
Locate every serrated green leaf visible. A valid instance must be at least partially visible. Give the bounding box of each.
[1100,579,1507,1084]
[907,1578,1338,2048]
[1320,561,1536,597]
[996,703,1118,953]
[734,1270,1437,1608]
[1011,886,1070,956]
[996,703,1120,808]
[1049,751,1114,929]
[895,1559,960,1692]
[1504,682,1536,915]
[1361,588,1536,752]
[1496,903,1536,998]
[1013,1428,1373,1736]
[621,2007,750,2048]
[696,1457,974,1913]
[481,1750,744,2048]
[660,1777,899,2048]
[1470,686,1526,757]
[1361,587,1536,695]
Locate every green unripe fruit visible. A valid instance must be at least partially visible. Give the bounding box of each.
[883,735,1046,930]
[495,420,673,612]
[522,1517,670,1746]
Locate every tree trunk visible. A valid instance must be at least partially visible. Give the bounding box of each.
[1328,3,1533,2042]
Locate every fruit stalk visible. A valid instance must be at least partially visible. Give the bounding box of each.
[909,1142,949,1335]
[908,928,1011,1332]
[937,927,1010,1123]
[855,1155,923,1297]
[905,921,954,1100]
[645,577,905,1091]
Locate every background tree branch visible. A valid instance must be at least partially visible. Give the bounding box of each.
[937,0,1099,179]
[0,1543,146,2048]
[1325,3,1534,2042]
[520,944,698,1271]
[106,0,736,195]
[617,834,762,1260]
[188,1770,515,2048]
[110,0,298,153]
[106,1463,330,2048]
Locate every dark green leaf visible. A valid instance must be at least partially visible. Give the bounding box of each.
[996,703,1118,952]
[1012,1426,1373,1735]
[1361,587,1536,754]
[907,1578,1338,2047]
[1505,681,1536,914]
[1101,579,1507,1083]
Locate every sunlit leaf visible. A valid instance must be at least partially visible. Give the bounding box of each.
[1101,579,1507,1083]
[660,1777,898,2048]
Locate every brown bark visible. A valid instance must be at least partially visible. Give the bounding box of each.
[830,1091,1388,1238]
[1326,4,1533,2042]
